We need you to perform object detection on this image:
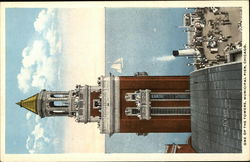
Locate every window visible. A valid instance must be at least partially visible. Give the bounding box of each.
[131,94,136,100]
[125,91,190,102]
[132,109,139,114]
[49,101,68,107]
[49,110,68,115]
[125,107,191,117]
[51,94,68,98]
[93,99,101,109]
[150,94,190,100]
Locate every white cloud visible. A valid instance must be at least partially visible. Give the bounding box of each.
[34,9,56,33]
[17,40,54,92]
[26,123,51,154]
[26,112,32,120]
[32,56,58,89]
[32,123,50,142]
[44,28,62,55]
[154,55,176,62]
[33,8,61,55]
[17,8,62,93]
[26,136,35,153]
[35,116,40,123]
[17,67,32,93]
[32,124,44,139]
[26,136,44,154]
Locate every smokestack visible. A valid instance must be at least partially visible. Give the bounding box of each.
[173,49,200,57]
[173,50,179,56]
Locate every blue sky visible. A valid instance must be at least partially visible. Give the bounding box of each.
[105,8,194,76]
[105,8,193,153]
[6,8,65,154]
[6,8,40,154]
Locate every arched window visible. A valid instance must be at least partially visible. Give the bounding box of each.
[49,101,69,107]
[50,94,68,98]
[49,110,68,116]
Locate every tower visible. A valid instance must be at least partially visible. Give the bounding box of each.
[17,73,191,136]
[16,85,100,123]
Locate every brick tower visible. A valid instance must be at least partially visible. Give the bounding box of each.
[17,73,191,136]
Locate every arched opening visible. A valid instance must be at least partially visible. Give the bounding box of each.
[50,94,68,98]
[49,101,69,107]
[49,110,68,116]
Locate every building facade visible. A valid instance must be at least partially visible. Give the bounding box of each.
[17,74,191,136]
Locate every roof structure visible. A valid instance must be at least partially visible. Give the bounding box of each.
[190,62,242,153]
[16,93,39,114]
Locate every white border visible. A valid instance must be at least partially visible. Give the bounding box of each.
[0,1,249,161]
